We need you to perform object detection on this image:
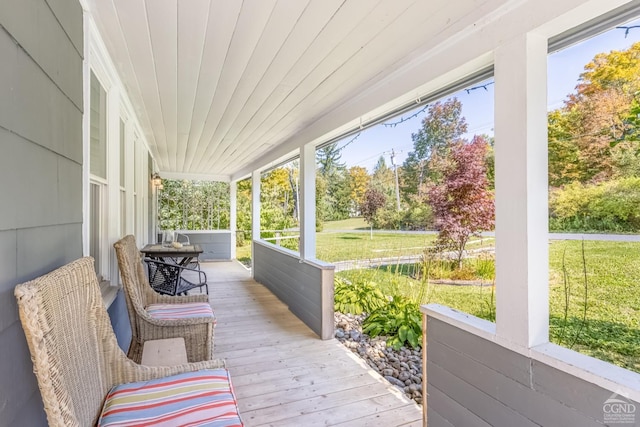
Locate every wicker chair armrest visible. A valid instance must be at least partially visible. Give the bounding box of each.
[111,352,226,385]
[139,315,215,327]
[152,293,209,304]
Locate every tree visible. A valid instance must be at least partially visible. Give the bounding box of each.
[348,166,370,214]
[548,42,640,186]
[428,135,495,267]
[317,143,346,177]
[361,188,387,225]
[316,143,351,221]
[402,99,468,196]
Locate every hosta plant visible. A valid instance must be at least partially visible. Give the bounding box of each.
[363,297,422,350]
[334,278,387,315]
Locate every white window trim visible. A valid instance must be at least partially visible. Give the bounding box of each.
[83,11,152,306]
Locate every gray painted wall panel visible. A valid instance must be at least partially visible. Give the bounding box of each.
[107,290,132,353]
[182,232,231,260]
[428,317,531,386]
[0,231,18,331]
[13,45,82,161]
[0,2,82,424]
[532,361,639,423]
[58,157,83,224]
[426,407,455,427]
[0,0,83,109]
[428,360,539,427]
[0,130,22,229]
[426,315,640,427]
[254,246,323,329]
[8,392,47,427]
[427,384,492,427]
[428,330,604,427]
[0,323,43,427]
[17,224,82,282]
[45,0,84,54]
[253,242,334,339]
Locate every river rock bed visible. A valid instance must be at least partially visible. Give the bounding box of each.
[334,312,423,405]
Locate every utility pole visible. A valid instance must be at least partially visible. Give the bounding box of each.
[390,149,401,211]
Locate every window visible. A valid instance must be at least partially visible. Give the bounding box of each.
[89,70,108,280]
[120,119,126,237]
[321,76,496,319]
[259,159,300,251]
[547,17,640,372]
[90,72,107,179]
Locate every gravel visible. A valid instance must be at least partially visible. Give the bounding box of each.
[334,312,423,405]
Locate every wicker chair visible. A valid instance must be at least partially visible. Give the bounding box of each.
[14,257,235,427]
[113,235,215,363]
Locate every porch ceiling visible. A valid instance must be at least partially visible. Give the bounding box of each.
[85,0,506,181]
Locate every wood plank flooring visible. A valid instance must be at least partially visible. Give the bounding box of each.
[202,260,423,427]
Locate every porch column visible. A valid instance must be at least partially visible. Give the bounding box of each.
[229,180,237,259]
[251,170,261,237]
[494,32,549,348]
[299,144,316,260]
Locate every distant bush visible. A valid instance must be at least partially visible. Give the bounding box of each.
[371,203,434,230]
[549,178,640,232]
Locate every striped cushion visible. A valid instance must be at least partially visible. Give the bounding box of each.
[98,369,242,427]
[146,302,215,321]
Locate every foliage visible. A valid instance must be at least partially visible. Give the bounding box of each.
[549,177,640,232]
[333,277,388,314]
[363,297,422,350]
[159,180,230,230]
[361,188,387,224]
[402,99,468,196]
[348,166,370,214]
[317,143,346,177]
[428,136,495,266]
[338,237,640,372]
[317,143,352,221]
[548,42,640,186]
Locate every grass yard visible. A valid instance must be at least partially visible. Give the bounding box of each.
[322,217,369,230]
[338,239,640,373]
[316,232,438,262]
[234,221,639,372]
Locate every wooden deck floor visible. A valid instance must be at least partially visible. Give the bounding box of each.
[202,260,423,427]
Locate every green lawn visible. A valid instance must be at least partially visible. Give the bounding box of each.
[321,217,369,230]
[339,240,640,373]
[235,225,639,372]
[316,232,438,262]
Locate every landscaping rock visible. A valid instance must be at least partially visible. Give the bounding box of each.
[334,312,423,405]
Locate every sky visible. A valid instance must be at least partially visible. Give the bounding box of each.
[337,18,640,172]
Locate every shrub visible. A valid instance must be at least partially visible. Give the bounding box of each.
[549,178,640,232]
[363,297,422,350]
[334,278,387,314]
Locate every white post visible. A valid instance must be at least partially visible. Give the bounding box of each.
[251,170,261,242]
[230,180,237,259]
[300,144,316,260]
[494,32,549,349]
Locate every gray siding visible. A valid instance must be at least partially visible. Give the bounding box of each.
[426,317,640,426]
[253,241,334,339]
[0,1,83,426]
[108,290,132,352]
[181,231,232,260]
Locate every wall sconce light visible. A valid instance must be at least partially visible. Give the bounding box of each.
[151,173,163,189]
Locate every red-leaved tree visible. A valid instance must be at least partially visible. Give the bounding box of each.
[361,188,387,225]
[428,135,495,267]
